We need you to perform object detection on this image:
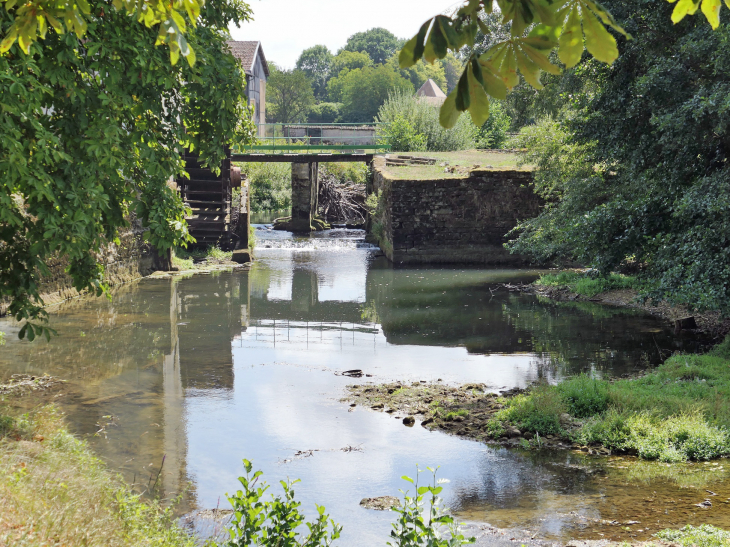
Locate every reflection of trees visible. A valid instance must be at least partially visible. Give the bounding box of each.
[363,265,682,378]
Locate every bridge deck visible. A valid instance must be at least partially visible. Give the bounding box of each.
[232,123,388,162]
[231,153,375,163]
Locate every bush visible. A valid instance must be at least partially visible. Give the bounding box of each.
[557,374,610,418]
[308,102,342,123]
[474,100,511,149]
[226,459,342,547]
[535,270,641,297]
[380,115,427,152]
[376,89,475,152]
[239,162,291,212]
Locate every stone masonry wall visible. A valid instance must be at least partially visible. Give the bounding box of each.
[1,219,165,315]
[370,157,542,265]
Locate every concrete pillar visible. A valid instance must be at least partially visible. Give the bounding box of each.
[289,162,318,232]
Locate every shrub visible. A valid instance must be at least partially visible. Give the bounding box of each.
[226,459,342,547]
[307,102,342,123]
[239,162,291,212]
[474,100,511,149]
[557,374,610,418]
[376,89,475,152]
[380,115,427,152]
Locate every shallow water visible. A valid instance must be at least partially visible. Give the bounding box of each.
[0,226,725,545]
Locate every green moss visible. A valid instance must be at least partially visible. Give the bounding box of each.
[444,409,469,421]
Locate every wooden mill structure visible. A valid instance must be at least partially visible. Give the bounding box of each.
[176,150,248,253]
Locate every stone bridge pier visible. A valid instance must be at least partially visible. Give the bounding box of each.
[274,161,328,232]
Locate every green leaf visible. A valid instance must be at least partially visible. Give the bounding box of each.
[76,0,91,15]
[558,5,583,67]
[399,35,419,68]
[0,28,18,53]
[466,64,491,126]
[439,90,460,129]
[582,4,619,64]
[670,0,701,23]
[701,0,722,28]
[401,475,415,484]
[455,68,471,111]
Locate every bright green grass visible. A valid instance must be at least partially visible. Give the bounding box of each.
[535,270,642,297]
[656,524,730,547]
[487,338,730,461]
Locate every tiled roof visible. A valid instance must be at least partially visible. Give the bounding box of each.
[226,40,270,77]
[416,79,447,98]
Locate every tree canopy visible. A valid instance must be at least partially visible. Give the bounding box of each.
[341,27,400,65]
[295,44,332,99]
[266,67,316,123]
[338,65,413,123]
[507,0,730,313]
[0,0,255,340]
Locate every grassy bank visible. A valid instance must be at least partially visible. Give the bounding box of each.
[534,270,643,297]
[493,337,730,461]
[0,406,195,547]
[347,338,730,462]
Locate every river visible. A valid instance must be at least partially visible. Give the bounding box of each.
[1,225,727,545]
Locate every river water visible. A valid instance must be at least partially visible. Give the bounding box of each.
[1,225,727,545]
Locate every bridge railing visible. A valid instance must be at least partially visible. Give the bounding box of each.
[233,123,391,155]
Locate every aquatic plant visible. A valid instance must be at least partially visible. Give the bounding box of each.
[495,385,565,435]
[225,459,342,547]
[389,467,474,547]
[557,374,610,418]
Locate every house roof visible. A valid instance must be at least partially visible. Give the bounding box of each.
[416,79,447,99]
[227,41,270,77]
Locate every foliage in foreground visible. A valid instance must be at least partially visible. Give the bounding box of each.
[0,406,194,547]
[1,0,256,340]
[488,337,730,462]
[226,462,474,547]
[226,459,342,547]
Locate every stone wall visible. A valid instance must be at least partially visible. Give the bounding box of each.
[369,157,542,265]
[11,220,165,313]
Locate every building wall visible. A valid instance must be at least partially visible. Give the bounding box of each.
[370,157,543,265]
[246,54,267,127]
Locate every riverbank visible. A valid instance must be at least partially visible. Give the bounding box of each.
[0,405,195,547]
[346,336,730,463]
[518,271,730,339]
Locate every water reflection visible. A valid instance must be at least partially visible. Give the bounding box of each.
[0,227,718,545]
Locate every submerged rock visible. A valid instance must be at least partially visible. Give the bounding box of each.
[403,416,415,426]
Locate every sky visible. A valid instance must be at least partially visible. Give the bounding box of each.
[229,0,461,68]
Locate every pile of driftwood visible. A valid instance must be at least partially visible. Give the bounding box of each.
[317,171,367,225]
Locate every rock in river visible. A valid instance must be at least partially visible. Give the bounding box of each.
[360,496,400,510]
[402,416,415,426]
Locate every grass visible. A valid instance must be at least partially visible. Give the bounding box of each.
[655,524,730,547]
[487,337,730,462]
[384,150,523,180]
[172,245,233,271]
[0,406,195,547]
[535,270,643,297]
[444,409,469,421]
